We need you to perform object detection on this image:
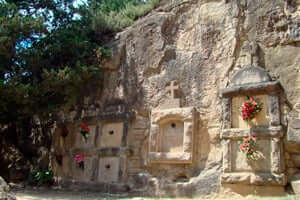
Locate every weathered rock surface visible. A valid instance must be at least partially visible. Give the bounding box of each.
[0,177,16,200]
[53,0,300,197]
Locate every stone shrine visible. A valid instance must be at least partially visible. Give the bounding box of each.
[148,81,197,164]
[220,66,285,189]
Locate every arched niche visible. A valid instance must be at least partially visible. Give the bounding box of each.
[148,107,196,164]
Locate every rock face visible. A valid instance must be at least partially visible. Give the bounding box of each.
[52,0,300,197]
[0,177,16,200]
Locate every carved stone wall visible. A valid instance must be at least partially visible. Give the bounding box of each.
[52,0,300,196]
[52,104,134,186]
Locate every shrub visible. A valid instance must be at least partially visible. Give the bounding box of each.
[28,169,54,185]
[92,0,160,33]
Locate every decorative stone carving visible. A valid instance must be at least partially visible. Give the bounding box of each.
[231,66,271,86]
[148,81,197,164]
[220,65,285,186]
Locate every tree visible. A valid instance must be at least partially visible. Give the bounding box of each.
[0,0,159,181]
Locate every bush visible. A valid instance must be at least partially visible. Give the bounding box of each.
[92,0,160,33]
[28,169,54,185]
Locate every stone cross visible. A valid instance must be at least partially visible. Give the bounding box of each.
[166,81,179,99]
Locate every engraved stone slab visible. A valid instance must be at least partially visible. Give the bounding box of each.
[99,122,123,148]
[231,140,271,173]
[98,157,120,183]
[159,120,184,153]
[62,155,71,177]
[159,99,181,109]
[231,66,271,86]
[232,95,269,128]
[71,155,94,182]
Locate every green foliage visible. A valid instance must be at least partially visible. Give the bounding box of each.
[28,169,54,185]
[91,0,160,33]
[0,0,158,123]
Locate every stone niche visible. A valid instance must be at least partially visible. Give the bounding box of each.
[148,107,196,164]
[96,103,135,184]
[98,122,124,148]
[98,157,120,183]
[220,65,286,186]
[52,102,135,186]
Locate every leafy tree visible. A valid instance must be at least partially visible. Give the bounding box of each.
[0,0,159,181]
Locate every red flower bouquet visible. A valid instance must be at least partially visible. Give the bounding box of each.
[74,154,84,170]
[79,122,89,142]
[239,136,261,160]
[241,97,263,121]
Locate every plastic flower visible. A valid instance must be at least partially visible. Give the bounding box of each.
[74,154,84,163]
[239,136,261,161]
[79,122,89,142]
[240,97,263,121]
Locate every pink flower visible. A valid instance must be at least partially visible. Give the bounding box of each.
[74,154,84,163]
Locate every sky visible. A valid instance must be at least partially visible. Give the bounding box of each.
[73,0,87,8]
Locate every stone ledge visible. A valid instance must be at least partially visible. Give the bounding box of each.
[148,152,192,164]
[69,147,133,157]
[221,81,282,97]
[221,126,283,139]
[151,107,196,124]
[221,172,287,186]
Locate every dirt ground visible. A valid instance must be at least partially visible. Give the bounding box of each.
[10,188,300,200]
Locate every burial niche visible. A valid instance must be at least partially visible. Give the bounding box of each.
[220,65,285,186]
[99,122,124,148]
[96,102,135,184]
[159,120,184,153]
[98,157,120,183]
[148,81,197,164]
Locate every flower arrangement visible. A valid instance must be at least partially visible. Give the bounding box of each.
[239,136,261,160]
[74,154,84,170]
[241,97,263,121]
[79,122,89,142]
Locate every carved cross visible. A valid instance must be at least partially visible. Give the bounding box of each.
[166,81,179,99]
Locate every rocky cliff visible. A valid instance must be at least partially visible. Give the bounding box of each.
[53,0,300,197]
